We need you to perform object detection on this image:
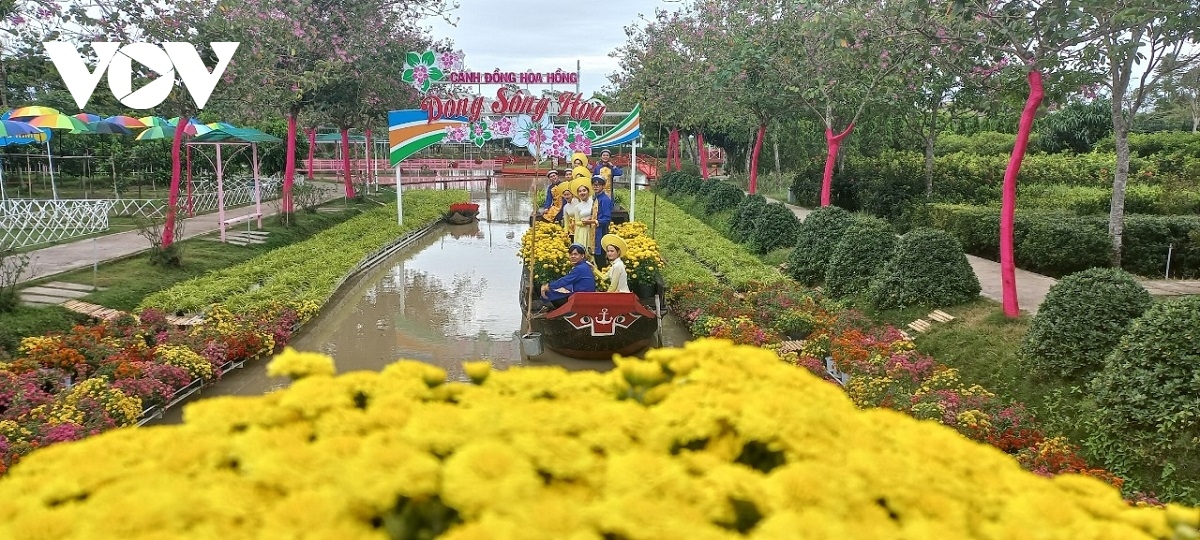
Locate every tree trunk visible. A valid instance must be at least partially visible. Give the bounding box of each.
[820,124,854,206]
[748,123,767,194]
[341,127,355,198]
[923,134,936,197]
[161,117,189,248]
[1109,115,1131,268]
[698,132,709,179]
[283,109,298,213]
[773,138,781,174]
[1000,70,1044,318]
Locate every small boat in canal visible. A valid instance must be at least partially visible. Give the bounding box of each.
[519,267,665,360]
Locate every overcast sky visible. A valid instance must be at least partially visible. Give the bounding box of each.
[423,0,682,97]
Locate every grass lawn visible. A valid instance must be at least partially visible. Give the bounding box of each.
[0,196,387,353]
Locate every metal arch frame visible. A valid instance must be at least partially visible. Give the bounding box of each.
[185,140,263,243]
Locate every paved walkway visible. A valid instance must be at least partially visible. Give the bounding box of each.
[759,195,1200,315]
[17,189,342,285]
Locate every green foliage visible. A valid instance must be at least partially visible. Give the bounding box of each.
[1093,131,1200,158]
[1020,268,1152,379]
[1086,296,1200,502]
[705,182,745,214]
[935,131,1019,156]
[749,203,801,255]
[0,307,84,355]
[929,204,1200,278]
[869,228,980,310]
[824,216,897,298]
[1033,99,1113,154]
[730,195,768,243]
[785,206,854,285]
[1015,219,1111,277]
[632,195,786,289]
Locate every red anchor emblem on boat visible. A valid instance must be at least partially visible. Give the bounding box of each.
[548,293,656,337]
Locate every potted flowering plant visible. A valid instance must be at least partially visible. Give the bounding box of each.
[445,202,480,225]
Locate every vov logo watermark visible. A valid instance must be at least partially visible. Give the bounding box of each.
[44,42,240,110]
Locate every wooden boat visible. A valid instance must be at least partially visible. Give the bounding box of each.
[520,266,664,360]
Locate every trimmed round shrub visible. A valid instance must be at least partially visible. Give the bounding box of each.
[673,173,702,196]
[731,194,767,243]
[656,170,682,192]
[869,227,981,309]
[697,178,720,200]
[705,183,745,214]
[1020,268,1152,379]
[749,203,802,254]
[824,216,897,298]
[785,206,854,285]
[1086,295,1200,500]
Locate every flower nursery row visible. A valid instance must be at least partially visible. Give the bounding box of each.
[0,190,467,475]
[633,193,1136,496]
[0,340,1194,539]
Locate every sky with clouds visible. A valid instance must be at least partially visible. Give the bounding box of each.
[423,0,683,97]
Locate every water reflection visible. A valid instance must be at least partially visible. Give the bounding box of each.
[148,178,690,425]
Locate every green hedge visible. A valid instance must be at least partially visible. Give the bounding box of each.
[140,190,467,313]
[824,216,897,298]
[786,206,855,285]
[790,150,1199,216]
[869,228,981,310]
[927,204,1200,278]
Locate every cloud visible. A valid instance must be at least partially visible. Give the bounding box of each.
[424,0,677,95]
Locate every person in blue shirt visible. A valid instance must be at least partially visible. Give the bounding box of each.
[589,176,614,269]
[591,149,623,185]
[539,169,564,211]
[540,243,596,308]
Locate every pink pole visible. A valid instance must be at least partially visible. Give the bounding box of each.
[365,128,372,188]
[341,127,354,198]
[307,127,316,180]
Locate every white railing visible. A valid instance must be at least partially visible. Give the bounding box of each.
[1,176,283,249]
[0,199,113,250]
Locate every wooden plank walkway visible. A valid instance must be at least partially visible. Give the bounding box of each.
[61,299,126,321]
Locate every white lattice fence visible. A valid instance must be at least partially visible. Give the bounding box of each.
[103,177,283,219]
[0,199,112,250]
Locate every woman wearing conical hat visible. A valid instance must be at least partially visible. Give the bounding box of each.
[570,151,591,181]
[567,178,596,255]
[601,234,629,293]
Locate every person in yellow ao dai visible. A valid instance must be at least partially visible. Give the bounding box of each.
[568,178,596,255]
[601,234,629,292]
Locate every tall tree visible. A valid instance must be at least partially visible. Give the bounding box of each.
[1097,4,1200,266]
[219,0,454,215]
[1160,61,1200,132]
[778,0,917,205]
[940,0,1136,317]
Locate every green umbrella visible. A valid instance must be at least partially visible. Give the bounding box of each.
[136,125,179,140]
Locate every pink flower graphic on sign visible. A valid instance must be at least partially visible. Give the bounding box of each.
[551,126,568,146]
[490,116,514,137]
[569,136,593,155]
[437,51,459,70]
[444,125,467,143]
[511,115,554,160]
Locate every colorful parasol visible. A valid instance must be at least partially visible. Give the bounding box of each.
[106,115,147,128]
[74,112,103,123]
[139,116,171,127]
[27,114,90,132]
[84,120,135,135]
[0,120,43,138]
[9,105,62,119]
[135,125,180,140]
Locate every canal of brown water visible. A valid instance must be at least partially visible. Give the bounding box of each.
[149,177,690,425]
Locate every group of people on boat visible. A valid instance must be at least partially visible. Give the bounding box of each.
[536,150,630,307]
